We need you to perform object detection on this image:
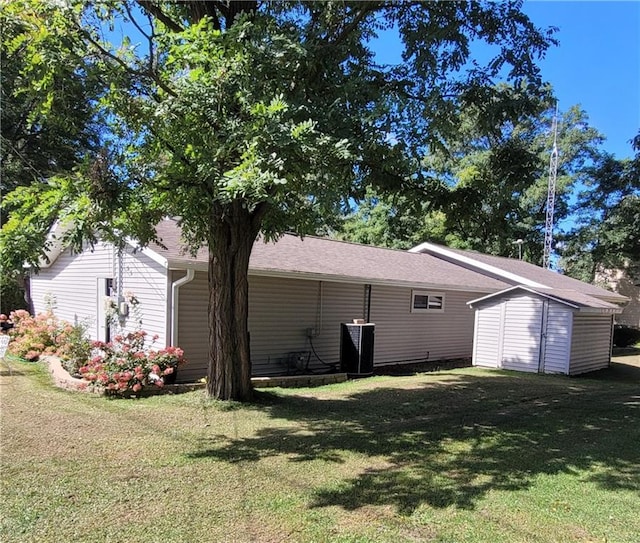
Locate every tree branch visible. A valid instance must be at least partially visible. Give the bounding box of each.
[80,27,177,98]
[331,4,377,47]
[136,1,184,33]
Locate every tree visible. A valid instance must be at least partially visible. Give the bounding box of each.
[0,5,102,312]
[4,0,556,400]
[340,95,604,265]
[560,132,640,282]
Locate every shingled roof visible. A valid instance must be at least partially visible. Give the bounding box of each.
[409,242,628,304]
[149,219,508,293]
[468,286,623,313]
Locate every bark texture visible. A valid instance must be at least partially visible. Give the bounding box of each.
[206,201,266,401]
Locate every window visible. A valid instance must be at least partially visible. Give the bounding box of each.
[411,291,445,313]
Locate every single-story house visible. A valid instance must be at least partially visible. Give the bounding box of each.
[29,219,627,380]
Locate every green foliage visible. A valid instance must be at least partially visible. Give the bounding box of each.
[0,3,100,196]
[561,131,640,280]
[340,98,604,264]
[57,322,93,376]
[613,325,640,348]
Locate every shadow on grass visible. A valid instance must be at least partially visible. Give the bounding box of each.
[187,371,640,514]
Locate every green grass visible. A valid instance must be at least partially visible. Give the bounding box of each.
[1,357,639,542]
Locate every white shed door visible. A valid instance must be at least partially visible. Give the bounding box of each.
[473,304,502,368]
[501,296,544,373]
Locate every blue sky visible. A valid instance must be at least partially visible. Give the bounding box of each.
[522,1,640,159]
[373,1,639,159]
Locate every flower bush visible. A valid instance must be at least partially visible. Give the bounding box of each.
[79,331,187,396]
[7,310,187,396]
[8,310,61,360]
[7,310,92,366]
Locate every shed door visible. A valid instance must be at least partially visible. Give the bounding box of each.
[473,304,503,368]
[501,296,544,373]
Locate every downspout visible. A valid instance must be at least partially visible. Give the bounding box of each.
[170,269,195,346]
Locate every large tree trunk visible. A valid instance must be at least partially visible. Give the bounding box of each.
[206,201,266,401]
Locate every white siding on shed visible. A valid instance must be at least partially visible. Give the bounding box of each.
[569,314,613,375]
[541,303,572,374]
[500,295,543,373]
[30,242,115,339]
[472,304,502,368]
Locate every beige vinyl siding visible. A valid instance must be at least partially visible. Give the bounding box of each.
[542,303,572,374]
[500,295,543,373]
[118,248,169,346]
[249,276,364,376]
[173,273,365,379]
[174,273,481,379]
[173,271,208,382]
[369,286,476,365]
[472,304,502,368]
[569,314,613,375]
[30,242,114,339]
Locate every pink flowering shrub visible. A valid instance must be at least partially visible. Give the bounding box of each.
[8,310,61,360]
[79,331,187,396]
[7,311,187,396]
[7,310,92,367]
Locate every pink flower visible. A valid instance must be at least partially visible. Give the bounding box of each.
[132,383,142,393]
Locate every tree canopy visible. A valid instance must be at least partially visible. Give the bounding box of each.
[339,93,604,265]
[560,131,640,282]
[1,0,558,399]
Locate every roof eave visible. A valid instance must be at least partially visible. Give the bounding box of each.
[163,259,501,293]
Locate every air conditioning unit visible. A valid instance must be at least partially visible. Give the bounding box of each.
[340,322,375,377]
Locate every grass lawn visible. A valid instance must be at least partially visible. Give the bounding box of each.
[1,357,639,543]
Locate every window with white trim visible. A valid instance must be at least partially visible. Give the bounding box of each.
[411,291,445,313]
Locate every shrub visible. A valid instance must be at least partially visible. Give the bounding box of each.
[8,310,59,360]
[79,331,187,396]
[56,322,93,376]
[7,311,92,368]
[613,325,640,348]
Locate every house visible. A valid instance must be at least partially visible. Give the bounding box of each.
[29,219,627,381]
[595,263,640,328]
[409,242,626,374]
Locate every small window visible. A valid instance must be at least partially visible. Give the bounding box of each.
[411,291,445,313]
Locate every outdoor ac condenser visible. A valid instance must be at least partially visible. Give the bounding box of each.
[340,322,375,377]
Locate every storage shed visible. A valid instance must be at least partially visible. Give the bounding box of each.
[468,286,623,375]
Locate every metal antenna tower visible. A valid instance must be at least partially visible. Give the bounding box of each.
[543,105,559,269]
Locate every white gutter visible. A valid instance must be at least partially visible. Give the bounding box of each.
[170,269,195,346]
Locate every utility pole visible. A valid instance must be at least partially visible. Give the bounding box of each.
[543,105,559,269]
